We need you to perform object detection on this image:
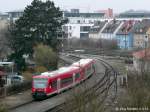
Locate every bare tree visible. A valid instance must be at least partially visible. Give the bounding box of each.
[0,20,10,60]
[64,38,118,50]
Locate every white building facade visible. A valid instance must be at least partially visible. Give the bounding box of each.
[63,23,94,38]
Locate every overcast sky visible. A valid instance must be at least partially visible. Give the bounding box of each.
[0,0,150,13]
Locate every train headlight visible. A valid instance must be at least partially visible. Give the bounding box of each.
[32,88,35,92]
[44,88,47,92]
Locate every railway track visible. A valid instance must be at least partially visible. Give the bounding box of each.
[9,55,79,112]
[10,53,118,112]
[46,54,118,112]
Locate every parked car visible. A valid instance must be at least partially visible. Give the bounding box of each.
[7,74,25,85]
[11,75,24,83]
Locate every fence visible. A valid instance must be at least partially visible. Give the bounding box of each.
[0,81,31,98]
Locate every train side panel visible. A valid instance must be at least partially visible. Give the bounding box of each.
[32,59,96,100]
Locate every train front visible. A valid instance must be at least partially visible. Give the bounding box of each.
[32,75,49,99]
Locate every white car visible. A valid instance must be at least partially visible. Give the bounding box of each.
[11,75,25,84]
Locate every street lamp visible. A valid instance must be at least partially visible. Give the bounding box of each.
[144,35,148,59]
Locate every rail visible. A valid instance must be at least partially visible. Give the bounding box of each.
[47,54,118,112]
[9,53,118,112]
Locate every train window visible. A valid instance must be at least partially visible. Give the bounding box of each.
[86,65,92,76]
[92,64,95,69]
[33,78,48,89]
[51,80,57,89]
[92,64,95,72]
[61,76,73,85]
[75,73,80,80]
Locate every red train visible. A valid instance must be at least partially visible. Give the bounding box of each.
[32,59,95,99]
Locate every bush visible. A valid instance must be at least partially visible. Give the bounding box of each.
[33,44,58,70]
[64,87,105,112]
[0,104,7,112]
[22,71,33,81]
[64,38,118,50]
[34,66,48,74]
[6,81,31,95]
[118,71,150,111]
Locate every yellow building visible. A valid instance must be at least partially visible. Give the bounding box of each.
[146,27,150,48]
[133,20,150,49]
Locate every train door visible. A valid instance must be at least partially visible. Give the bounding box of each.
[57,78,61,93]
[81,68,85,81]
[92,63,96,74]
[73,73,75,86]
[50,79,57,93]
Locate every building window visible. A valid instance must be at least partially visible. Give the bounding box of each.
[69,26,72,30]
[77,20,80,23]
[62,26,68,32]
[69,33,72,37]
[83,20,85,23]
[75,73,80,80]
[80,26,91,32]
[80,33,89,39]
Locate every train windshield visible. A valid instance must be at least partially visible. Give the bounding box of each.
[33,78,48,88]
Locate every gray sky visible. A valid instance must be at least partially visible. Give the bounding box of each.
[0,0,150,13]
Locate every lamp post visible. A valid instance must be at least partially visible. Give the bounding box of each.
[144,35,148,58]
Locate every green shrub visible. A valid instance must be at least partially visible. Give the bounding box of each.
[34,66,48,73]
[33,44,58,70]
[22,71,33,81]
[0,104,7,112]
[6,81,31,95]
[64,87,105,112]
[118,71,150,111]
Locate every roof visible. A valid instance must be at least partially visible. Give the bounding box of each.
[33,59,93,78]
[133,49,150,60]
[0,62,14,66]
[64,12,105,18]
[40,66,79,77]
[72,59,93,67]
[0,12,8,15]
[119,10,150,18]
[117,20,134,35]
[102,20,121,33]
[133,19,150,34]
[89,21,107,34]
[7,9,24,13]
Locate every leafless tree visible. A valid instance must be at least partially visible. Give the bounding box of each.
[0,20,10,60]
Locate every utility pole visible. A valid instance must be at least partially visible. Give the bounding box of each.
[144,35,148,58]
[125,29,127,50]
[144,35,148,66]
